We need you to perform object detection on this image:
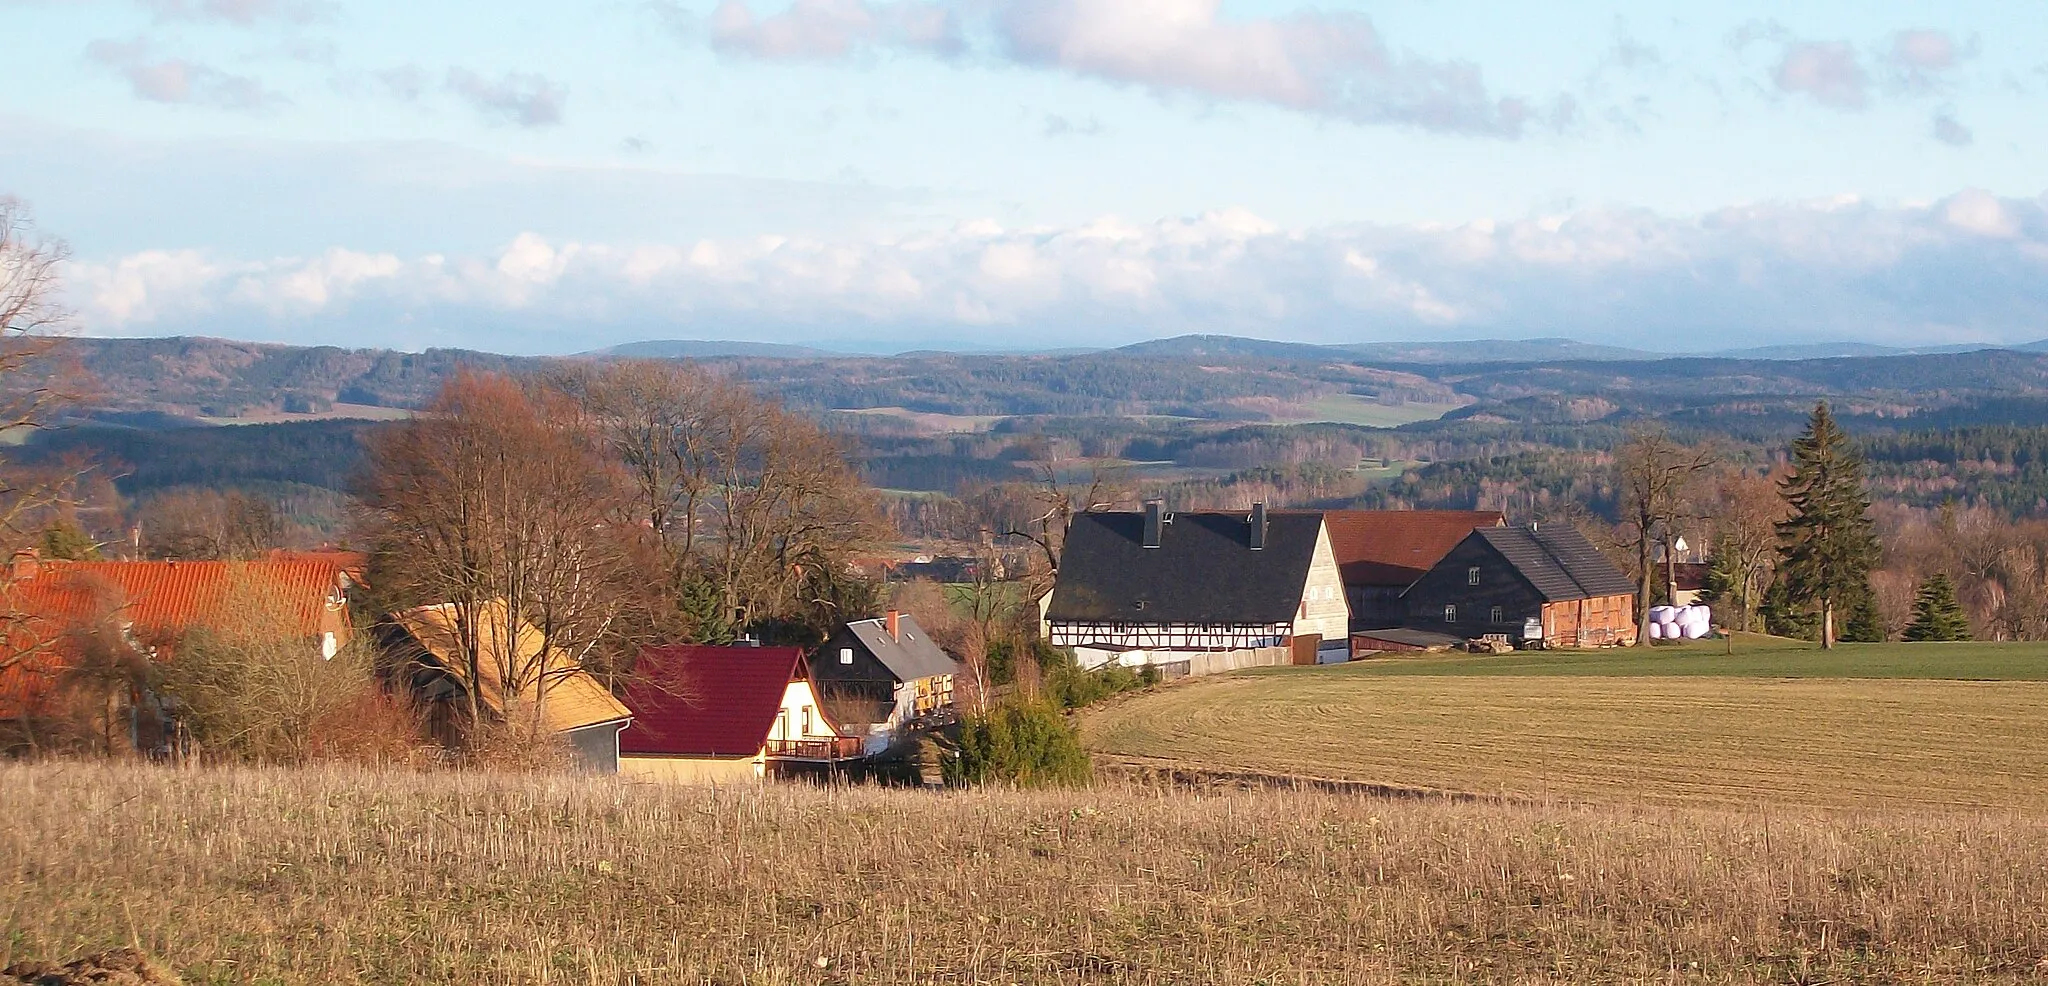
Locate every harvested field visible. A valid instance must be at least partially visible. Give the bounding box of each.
[7,762,2048,984]
[1080,674,2048,811]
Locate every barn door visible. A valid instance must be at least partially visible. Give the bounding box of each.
[1291,634,1321,666]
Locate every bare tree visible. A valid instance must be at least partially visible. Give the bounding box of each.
[138,489,283,560]
[359,371,648,734]
[1709,468,1784,632]
[0,199,79,682]
[561,360,885,642]
[1617,427,1717,644]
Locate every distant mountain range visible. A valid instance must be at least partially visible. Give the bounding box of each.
[601,334,2036,363]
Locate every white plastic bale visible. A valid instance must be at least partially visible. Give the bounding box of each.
[1647,622,1664,639]
[1650,606,1677,622]
[1682,623,1708,639]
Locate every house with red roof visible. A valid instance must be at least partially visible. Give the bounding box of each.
[0,552,358,752]
[617,644,856,784]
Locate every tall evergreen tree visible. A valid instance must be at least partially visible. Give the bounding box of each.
[1775,401,1880,649]
[1903,573,1971,642]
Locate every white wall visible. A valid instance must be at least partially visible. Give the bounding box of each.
[1296,521,1352,644]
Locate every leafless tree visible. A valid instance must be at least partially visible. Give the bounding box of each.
[1709,468,1784,632]
[560,360,885,640]
[359,371,649,733]
[1617,427,1717,644]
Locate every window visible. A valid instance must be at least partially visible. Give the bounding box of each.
[1444,604,1458,623]
[1467,566,1481,586]
[802,705,815,735]
[839,647,854,665]
[1491,606,1504,624]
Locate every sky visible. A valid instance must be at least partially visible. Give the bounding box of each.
[2,0,2046,355]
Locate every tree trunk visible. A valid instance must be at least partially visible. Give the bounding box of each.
[1821,598,1837,650]
[1636,526,1655,647]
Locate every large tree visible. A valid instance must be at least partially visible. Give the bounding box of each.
[551,361,885,644]
[1775,401,1880,649]
[0,199,76,687]
[358,371,650,731]
[1617,427,1717,645]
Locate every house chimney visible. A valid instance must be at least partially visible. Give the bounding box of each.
[8,548,38,581]
[1142,500,1165,549]
[886,609,901,641]
[1249,502,1268,550]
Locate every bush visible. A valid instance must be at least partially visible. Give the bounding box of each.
[945,702,1091,788]
[1043,648,1153,710]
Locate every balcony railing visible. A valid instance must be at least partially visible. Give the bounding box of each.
[764,736,865,761]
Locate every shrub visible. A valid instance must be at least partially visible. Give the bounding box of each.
[1042,648,1151,710]
[945,702,1091,788]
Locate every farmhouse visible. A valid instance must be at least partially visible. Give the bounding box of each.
[618,644,857,784]
[382,600,633,772]
[811,611,960,755]
[1401,524,1637,648]
[1043,502,1350,675]
[0,554,359,753]
[1320,510,1506,629]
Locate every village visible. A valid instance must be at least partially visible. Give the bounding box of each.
[0,495,1654,781]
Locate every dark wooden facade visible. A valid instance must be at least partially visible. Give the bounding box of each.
[1400,534,1636,647]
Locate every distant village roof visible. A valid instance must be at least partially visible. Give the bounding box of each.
[1,557,356,718]
[1319,510,1506,587]
[619,645,810,758]
[1047,509,1324,625]
[1471,525,1636,602]
[845,613,957,682]
[387,600,631,734]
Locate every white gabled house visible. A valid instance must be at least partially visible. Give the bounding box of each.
[1041,502,1351,677]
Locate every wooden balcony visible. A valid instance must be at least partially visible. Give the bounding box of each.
[764,736,865,762]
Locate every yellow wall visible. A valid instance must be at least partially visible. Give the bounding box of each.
[771,680,842,742]
[619,754,763,785]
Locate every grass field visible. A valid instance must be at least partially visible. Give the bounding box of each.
[1272,394,1465,427]
[1082,639,2048,811]
[9,762,2048,984]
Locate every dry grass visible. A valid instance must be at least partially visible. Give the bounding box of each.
[1080,675,2048,811]
[7,762,2048,984]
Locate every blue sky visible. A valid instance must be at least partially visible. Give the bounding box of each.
[3,0,2046,354]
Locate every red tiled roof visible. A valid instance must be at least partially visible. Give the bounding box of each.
[0,558,354,718]
[1319,510,1507,587]
[618,645,806,758]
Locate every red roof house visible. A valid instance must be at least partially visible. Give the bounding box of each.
[0,555,358,740]
[618,645,854,784]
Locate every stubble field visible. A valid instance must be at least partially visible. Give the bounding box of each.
[7,762,2048,984]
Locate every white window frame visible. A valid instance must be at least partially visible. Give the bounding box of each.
[1444,604,1458,623]
[1467,566,1481,586]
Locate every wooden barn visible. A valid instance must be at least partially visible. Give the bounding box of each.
[811,611,961,756]
[618,645,856,784]
[1401,523,1637,648]
[1320,510,1506,630]
[1042,501,1351,675]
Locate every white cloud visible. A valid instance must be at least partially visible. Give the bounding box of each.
[1881,28,1975,94]
[710,0,961,59]
[62,190,2048,352]
[85,39,286,110]
[1773,41,1868,109]
[699,0,1545,136]
[444,68,566,128]
[992,0,1538,136]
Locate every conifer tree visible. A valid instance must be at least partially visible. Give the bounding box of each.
[1775,401,1880,649]
[1903,573,1971,642]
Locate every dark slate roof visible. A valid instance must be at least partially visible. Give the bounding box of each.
[618,646,805,758]
[846,613,959,682]
[1046,510,1324,624]
[1473,525,1636,602]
